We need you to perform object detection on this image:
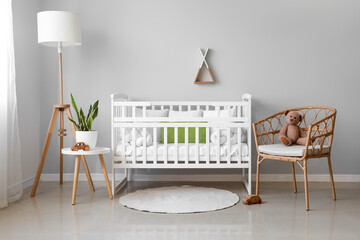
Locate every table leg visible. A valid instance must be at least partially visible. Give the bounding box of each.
[99,154,113,199]
[80,156,95,192]
[72,156,81,205]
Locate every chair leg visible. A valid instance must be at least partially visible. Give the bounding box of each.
[327,156,336,201]
[256,156,261,195]
[303,160,309,211]
[291,162,297,193]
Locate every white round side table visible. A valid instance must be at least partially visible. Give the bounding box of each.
[61,147,113,205]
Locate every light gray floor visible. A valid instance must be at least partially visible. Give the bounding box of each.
[0,181,359,240]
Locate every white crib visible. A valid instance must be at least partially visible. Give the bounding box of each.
[111,93,252,194]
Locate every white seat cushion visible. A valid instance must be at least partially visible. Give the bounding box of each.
[258,144,329,157]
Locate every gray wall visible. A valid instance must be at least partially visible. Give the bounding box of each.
[15,0,360,178]
[13,0,41,182]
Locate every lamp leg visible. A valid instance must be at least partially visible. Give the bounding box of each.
[31,108,60,197]
[58,45,64,106]
[60,133,63,184]
[59,109,66,184]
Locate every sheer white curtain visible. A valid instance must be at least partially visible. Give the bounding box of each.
[0,0,23,209]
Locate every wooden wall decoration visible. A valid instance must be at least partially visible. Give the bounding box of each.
[194,48,215,84]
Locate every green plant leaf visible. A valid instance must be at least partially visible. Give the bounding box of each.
[70,93,81,123]
[87,104,93,121]
[92,107,98,121]
[68,117,80,130]
[87,100,99,123]
[68,94,99,131]
[87,115,93,131]
[93,100,99,111]
[79,108,88,131]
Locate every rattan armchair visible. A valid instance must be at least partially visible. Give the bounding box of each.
[252,106,336,210]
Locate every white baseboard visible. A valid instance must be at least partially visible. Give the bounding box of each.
[22,176,35,189]
[36,173,360,183]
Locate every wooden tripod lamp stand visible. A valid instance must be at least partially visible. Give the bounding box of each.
[31,11,90,197]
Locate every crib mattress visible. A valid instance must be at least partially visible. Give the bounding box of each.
[115,143,249,158]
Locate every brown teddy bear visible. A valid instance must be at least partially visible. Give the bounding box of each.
[278,110,307,146]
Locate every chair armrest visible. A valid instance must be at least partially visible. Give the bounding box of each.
[303,113,336,157]
[253,111,286,148]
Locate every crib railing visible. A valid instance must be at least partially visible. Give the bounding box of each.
[113,124,248,168]
[112,102,250,121]
[111,94,251,168]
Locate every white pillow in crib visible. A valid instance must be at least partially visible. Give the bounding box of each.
[203,108,236,118]
[135,108,169,141]
[204,108,237,138]
[209,128,247,145]
[169,110,203,117]
[135,108,169,118]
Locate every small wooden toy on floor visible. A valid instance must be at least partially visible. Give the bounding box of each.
[71,142,90,151]
[242,195,262,205]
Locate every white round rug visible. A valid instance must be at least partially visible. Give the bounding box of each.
[119,185,239,214]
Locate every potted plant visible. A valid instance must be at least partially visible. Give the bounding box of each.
[68,93,99,150]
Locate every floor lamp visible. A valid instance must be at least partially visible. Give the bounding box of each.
[31,11,94,197]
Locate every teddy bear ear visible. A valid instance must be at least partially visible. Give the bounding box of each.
[285,110,290,116]
[299,114,304,122]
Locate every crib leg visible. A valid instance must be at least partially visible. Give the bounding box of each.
[125,168,128,181]
[248,168,252,194]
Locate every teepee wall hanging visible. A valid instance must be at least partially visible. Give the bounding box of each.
[194,48,215,84]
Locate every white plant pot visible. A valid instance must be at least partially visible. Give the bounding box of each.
[76,131,98,150]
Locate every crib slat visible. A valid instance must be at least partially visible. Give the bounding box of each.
[121,106,126,118]
[132,106,136,117]
[185,127,189,164]
[206,127,210,164]
[143,127,147,164]
[132,127,136,164]
[238,128,241,163]
[153,127,157,163]
[175,127,178,165]
[227,128,231,164]
[164,127,168,164]
[142,106,146,117]
[195,127,199,164]
[217,127,220,164]
[122,127,126,164]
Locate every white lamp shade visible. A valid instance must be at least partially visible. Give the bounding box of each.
[37,11,82,47]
